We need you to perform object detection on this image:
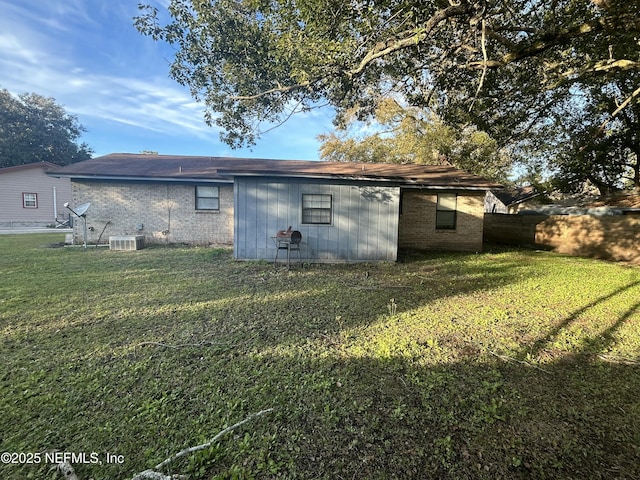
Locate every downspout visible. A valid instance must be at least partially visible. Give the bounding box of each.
[53,186,57,223]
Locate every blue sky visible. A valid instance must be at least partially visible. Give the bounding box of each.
[0,0,334,159]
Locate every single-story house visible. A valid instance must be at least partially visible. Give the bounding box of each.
[48,153,501,262]
[0,162,73,227]
[484,186,545,214]
[588,191,640,216]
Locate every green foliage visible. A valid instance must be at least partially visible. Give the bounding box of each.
[545,79,640,194]
[0,88,93,168]
[135,1,640,192]
[318,98,511,181]
[1,234,639,479]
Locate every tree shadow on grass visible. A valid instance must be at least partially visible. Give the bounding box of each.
[4,344,638,480]
[522,279,640,361]
[1,249,537,356]
[3,247,639,479]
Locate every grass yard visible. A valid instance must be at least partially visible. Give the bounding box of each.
[0,233,639,480]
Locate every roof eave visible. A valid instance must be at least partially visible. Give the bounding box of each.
[222,170,500,190]
[401,184,500,191]
[46,172,233,184]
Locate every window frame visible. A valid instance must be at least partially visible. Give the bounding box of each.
[23,192,38,209]
[435,193,457,230]
[301,193,333,225]
[195,185,220,211]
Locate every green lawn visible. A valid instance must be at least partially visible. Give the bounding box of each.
[1,233,639,480]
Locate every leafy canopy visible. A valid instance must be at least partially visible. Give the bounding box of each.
[0,89,93,168]
[135,1,640,189]
[135,0,640,192]
[319,98,511,182]
[548,78,640,194]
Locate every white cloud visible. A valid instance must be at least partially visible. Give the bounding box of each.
[0,1,215,140]
[0,0,327,159]
[65,73,215,137]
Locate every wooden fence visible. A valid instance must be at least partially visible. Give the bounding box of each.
[484,213,640,264]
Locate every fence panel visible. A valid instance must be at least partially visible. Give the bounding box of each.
[484,213,640,264]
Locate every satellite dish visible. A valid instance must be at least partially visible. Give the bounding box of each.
[65,202,90,218]
[75,202,91,217]
[64,201,91,248]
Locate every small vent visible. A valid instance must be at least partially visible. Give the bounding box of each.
[109,235,145,251]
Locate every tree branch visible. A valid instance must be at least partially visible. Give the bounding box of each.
[469,19,489,112]
[230,82,311,101]
[225,4,640,111]
[470,15,640,70]
[153,408,275,471]
[597,84,640,134]
[54,462,79,480]
[348,3,471,77]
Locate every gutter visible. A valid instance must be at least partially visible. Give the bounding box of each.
[45,173,234,184]
[46,171,500,191]
[219,171,500,191]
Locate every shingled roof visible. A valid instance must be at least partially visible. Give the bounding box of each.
[48,153,501,190]
[1,161,59,174]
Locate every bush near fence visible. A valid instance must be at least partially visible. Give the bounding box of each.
[484,213,640,264]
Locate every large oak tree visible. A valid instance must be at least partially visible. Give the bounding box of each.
[542,78,640,194]
[135,0,640,188]
[0,89,93,168]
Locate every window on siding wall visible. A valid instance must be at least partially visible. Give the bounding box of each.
[436,193,457,229]
[302,194,332,224]
[23,193,38,208]
[195,186,219,210]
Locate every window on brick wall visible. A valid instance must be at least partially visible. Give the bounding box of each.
[436,193,457,230]
[23,193,38,208]
[195,186,219,210]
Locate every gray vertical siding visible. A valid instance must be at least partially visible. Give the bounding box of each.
[234,178,400,262]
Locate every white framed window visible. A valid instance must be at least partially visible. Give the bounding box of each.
[23,193,38,208]
[302,194,332,224]
[436,193,457,230]
[195,186,219,211]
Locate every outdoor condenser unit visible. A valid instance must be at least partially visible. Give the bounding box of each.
[109,235,145,251]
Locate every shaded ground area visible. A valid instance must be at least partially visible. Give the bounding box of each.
[0,235,638,479]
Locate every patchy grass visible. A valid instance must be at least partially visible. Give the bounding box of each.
[0,233,639,480]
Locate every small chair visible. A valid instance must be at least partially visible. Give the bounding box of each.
[275,230,302,267]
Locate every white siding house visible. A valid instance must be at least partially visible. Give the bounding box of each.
[0,162,72,227]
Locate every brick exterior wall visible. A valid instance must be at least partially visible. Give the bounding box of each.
[71,181,233,246]
[398,190,485,252]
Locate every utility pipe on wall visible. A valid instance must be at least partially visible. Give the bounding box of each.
[52,186,57,222]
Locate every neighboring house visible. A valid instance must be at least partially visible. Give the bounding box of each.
[492,190,640,216]
[0,162,73,227]
[589,191,640,216]
[485,186,544,214]
[49,153,501,262]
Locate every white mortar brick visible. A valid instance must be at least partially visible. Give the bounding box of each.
[71,182,233,246]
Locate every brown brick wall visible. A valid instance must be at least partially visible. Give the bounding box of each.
[484,213,640,264]
[71,181,234,246]
[398,190,485,252]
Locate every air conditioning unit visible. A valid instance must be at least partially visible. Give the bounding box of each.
[109,235,145,251]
